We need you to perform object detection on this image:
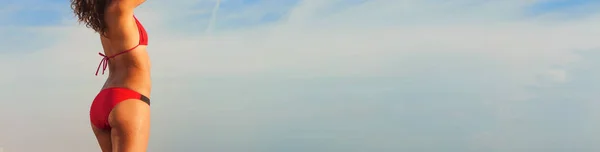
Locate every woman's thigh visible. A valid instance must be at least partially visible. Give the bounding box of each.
[92,124,114,152]
[108,99,151,152]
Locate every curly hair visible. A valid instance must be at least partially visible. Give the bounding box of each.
[71,0,111,34]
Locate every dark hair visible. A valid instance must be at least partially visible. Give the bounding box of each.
[71,0,110,34]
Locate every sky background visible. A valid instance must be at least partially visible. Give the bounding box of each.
[1,0,600,151]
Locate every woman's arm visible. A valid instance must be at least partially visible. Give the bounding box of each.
[106,0,146,15]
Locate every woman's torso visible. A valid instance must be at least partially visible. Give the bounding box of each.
[100,14,151,97]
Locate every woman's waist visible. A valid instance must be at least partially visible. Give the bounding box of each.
[106,59,150,72]
[103,73,152,97]
[100,48,151,96]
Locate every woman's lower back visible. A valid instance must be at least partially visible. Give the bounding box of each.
[102,46,152,97]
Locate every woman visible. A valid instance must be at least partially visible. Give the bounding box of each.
[71,0,151,151]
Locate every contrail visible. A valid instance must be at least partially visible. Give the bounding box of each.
[206,0,221,34]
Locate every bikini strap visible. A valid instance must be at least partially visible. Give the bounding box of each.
[95,45,140,76]
[95,15,145,76]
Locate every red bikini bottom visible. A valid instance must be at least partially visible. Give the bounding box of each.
[89,87,150,130]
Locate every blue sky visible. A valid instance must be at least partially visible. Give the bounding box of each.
[1,0,600,152]
[530,0,596,11]
[2,0,594,27]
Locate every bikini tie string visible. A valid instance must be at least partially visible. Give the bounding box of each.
[94,45,140,76]
[96,52,109,76]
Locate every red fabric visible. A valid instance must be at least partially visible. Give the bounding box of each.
[96,15,149,75]
[135,15,149,45]
[89,87,144,130]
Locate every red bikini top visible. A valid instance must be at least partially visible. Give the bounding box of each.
[96,15,149,76]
